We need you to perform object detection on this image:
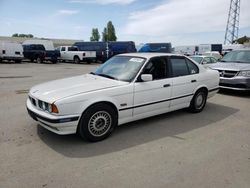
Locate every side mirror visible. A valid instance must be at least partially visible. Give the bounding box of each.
[141,74,153,82]
[202,60,207,64]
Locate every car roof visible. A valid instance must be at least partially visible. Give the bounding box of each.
[117,52,184,59]
[190,55,214,58]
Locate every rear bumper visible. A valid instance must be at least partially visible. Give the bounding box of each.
[219,77,250,91]
[44,56,58,61]
[26,99,79,135]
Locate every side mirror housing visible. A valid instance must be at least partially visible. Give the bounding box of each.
[202,60,207,64]
[141,74,153,82]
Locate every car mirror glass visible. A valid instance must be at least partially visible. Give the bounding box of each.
[141,74,153,82]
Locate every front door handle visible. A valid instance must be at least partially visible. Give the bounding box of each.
[163,84,171,87]
[191,80,197,83]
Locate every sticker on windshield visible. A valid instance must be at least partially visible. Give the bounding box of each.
[129,58,144,63]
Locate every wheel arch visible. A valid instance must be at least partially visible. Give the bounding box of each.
[193,85,208,96]
[73,55,80,60]
[77,100,119,128]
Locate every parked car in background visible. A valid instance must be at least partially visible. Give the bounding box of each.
[74,41,137,62]
[57,46,96,64]
[190,55,218,67]
[109,41,137,56]
[74,42,109,62]
[210,49,250,91]
[139,43,172,53]
[27,53,219,142]
[0,41,23,63]
[23,40,59,63]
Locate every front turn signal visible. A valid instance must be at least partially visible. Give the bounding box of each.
[51,103,59,113]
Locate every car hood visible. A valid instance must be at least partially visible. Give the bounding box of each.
[210,62,250,71]
[29,74,127,103]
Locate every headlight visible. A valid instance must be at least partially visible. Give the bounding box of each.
[48,104,52,113]
[38,100,59,113]
[238,71,250,77]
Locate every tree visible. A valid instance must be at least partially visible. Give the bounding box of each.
[101,21,117,42]
[102,27,108,42]
[11,33,34,38]
[107,21,117,41]
[90,28,100,41]
[27,34,34,38]
[234,36,250,44]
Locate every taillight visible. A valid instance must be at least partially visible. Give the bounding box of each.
[82,53,85,56]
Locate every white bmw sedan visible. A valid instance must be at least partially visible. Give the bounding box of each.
[27,53,219,142]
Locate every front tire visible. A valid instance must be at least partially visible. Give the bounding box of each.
[78,103,117,142]
[189,89,207,113]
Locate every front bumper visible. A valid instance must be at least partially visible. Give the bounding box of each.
[219,76,250,91]
[26,99,80,135]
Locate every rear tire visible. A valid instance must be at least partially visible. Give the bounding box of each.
[78,103,117,142]
[189,89,207,113]
[74,56,80,64]
[36,57,43,64]
[86,59,91,64]
[51,59,57,64]
[15,60,21,63]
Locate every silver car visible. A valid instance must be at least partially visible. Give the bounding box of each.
[190,55,218,65]
[210,49,250,91]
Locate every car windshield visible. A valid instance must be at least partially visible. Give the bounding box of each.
[190,56,203,64]
[221,50,250,63]
[93,56,146,82]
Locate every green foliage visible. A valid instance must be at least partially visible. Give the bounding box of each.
[234,36,250,44]
[11,33,34,38]
[102,27,108,42]
[101,21,117,42]
[106,21,117,41]
[90,28,100,41]
[12,33,19,37]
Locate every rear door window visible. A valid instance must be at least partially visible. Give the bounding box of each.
[170,57,189,77]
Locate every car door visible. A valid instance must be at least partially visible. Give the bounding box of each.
[133,56,172,116]
[169,56,199,108]
[60,47,68,60]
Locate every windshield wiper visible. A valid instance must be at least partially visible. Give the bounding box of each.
[90,72,96,75]
[96,73,118,80]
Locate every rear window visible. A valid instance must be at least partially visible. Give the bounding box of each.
[170,57,189,77]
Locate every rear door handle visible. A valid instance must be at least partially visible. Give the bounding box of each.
[191,80,197,83]
[163,84,171,87]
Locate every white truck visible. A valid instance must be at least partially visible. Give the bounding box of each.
[0,41,24,63]
[57,46,96,64]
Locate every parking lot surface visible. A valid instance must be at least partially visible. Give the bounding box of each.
[0,62,250,188]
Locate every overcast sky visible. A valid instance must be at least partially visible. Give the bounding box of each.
[0,0,249,46]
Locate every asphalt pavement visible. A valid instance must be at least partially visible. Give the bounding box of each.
[0,62,249,188]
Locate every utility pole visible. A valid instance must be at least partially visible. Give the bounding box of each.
[224,0,241,44]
